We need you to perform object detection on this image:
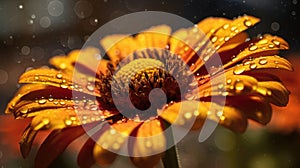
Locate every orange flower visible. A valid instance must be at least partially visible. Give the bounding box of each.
[5,15,292,168]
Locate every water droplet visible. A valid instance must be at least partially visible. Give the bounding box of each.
[65,119,72,126]
[230,26,237,31]
[39,16,51,28]
[224,36,230,41]
[268,44,275,48]
[48,0,64,17]
[60,84,68,89]
[145,140,152,148]
[223,24,229,30]
[216,111,223,118]
[86,84,94,92]
[59,101,66,105]
[233,65,245,75]
[18,4,24,9]
[193,110,200,116]
[259,58,268,65]
[249,63,257,69]
[48,97,54,101]
[20,109,28,114]
[249,45,258,51]
[271,22,280,32]
[0,69,9,85]
[235,81,245,91]
[211,36,218,43]
[184,112,192,119]
[258,39,268,45]
[244,19,252,27]
[112,143,120,150]
[226,79,232,84]
[272,40,280,46]
[56,73,63,79]
[38,99,47,104]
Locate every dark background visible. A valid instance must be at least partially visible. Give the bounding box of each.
[0,0,300,167]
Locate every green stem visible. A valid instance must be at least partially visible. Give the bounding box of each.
[162,144,180,168]
[162,121,180,168]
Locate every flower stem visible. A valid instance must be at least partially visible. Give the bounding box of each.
[162,121,180,168]
[162,144,180,168]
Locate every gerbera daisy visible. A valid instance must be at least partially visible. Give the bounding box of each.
[5,14,292,168]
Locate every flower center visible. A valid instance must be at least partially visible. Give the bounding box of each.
[97,49,193,121]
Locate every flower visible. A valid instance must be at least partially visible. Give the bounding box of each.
[5,15,292,168]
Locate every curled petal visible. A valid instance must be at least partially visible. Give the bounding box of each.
[208,15,260,49]
[35,126,86,168]
[78,138,96,168]
[225,96,272,125]
[224,35,289,69]
[256,81,290,106]
[20,124,37,158]
[130,119,166,168]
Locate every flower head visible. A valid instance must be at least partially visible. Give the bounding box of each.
[6,15,292,168]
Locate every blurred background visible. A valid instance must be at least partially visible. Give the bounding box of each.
[0,0,299,167]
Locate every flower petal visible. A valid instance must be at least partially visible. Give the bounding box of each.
[223,35,289,69]
[101,25,171,65]
[209,15,260,49]
[35,126,86,168]
[18,68,102,97]
[19,124,37,158]
[197,17,231,35]
[93,120,142,166]
[159,100,247,133]
[225,96,272,125]
[50,47,110,75]
[129,119,166,168]
[78,137,96,168]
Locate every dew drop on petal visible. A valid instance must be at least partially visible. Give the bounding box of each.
[56,73,63,79]
[249,45,258,51]
[184,112,192,119]
[233,65,245,75]
[60,84,68,89]
[145,140,152,148]
[38,99,47,104]
[20,109,28,114]
[272,40,280,46]
[235,81,245,91]
[244,19,252,27]
[249,63,257,69]
[258,39,268,45]
[64,119,73,126]
[211,36,218,43]
[259,58,268,65]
